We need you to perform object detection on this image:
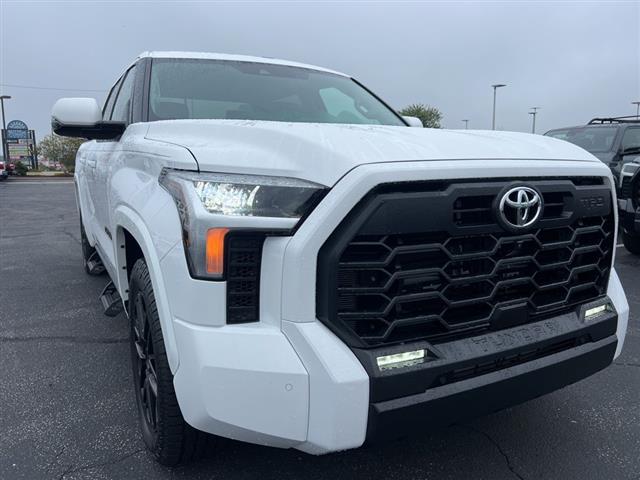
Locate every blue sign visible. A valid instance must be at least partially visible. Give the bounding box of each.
[6,119,29,140]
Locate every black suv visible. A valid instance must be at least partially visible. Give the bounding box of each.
[618,160,640,254]
[545,116,640,182]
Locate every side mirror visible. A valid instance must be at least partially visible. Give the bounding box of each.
[402,116,423,128]
[51,98,125,140]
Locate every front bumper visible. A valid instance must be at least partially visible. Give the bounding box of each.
[170,286,625,453]
[618,198,640,233]
[163,160,629,455]
[361,306,617,441]
[369,336,616,439]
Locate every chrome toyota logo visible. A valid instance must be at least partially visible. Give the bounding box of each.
[498,186,543,229]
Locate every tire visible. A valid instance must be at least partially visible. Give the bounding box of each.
[622,230,640,255]
[80,218,103,275]
[128,258,210,466]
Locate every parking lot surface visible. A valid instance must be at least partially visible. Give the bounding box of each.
[1,180,639,480]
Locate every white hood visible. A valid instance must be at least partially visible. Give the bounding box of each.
[145,120,598,186]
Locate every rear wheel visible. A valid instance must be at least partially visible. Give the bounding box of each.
[129,258,210,465]
[622,230,640,255]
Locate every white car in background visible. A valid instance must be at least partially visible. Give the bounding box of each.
[52,52,628,465]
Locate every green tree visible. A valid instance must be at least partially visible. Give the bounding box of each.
[399,103,443,128]
[38,134,85,171]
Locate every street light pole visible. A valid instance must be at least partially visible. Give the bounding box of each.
[0,95,12,163]
[529,106,540,134]
[491,84,506,130]
[633,101,640,119]
[462,119,469,129]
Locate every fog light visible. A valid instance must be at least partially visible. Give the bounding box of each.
[376,349,425,371]
[584,303,608,320]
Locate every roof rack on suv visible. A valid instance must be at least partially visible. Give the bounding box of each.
[588,115,640,125]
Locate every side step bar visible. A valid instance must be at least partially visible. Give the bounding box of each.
[100,281,124,317]
[87,251,106,275]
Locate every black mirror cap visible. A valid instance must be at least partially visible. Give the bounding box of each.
[51,118,126,140]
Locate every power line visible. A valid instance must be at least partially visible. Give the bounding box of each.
[0,83,106,93]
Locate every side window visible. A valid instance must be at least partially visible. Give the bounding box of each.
[111,67,136,123]
[102,78,122,120]
[621,128,640,151]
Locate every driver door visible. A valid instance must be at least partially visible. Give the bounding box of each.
[92,64,137,273]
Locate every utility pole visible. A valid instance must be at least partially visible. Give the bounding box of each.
[633,101,640,119]
[491,84,506,130]
[0,95,12,163]
[462,119,469,129]
[529,107,540,134]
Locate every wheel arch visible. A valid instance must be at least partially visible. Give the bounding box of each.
[114,205,180,372]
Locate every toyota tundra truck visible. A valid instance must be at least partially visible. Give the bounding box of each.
[52,51,629,466]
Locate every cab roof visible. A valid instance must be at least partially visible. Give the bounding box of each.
[135,51,348,77]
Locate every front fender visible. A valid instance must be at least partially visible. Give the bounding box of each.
[113,205,181,373]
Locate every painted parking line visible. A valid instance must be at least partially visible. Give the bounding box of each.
[617,244,624,248]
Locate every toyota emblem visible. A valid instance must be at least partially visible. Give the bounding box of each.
[498,186,543,230]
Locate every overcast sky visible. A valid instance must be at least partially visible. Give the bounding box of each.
[1,1,638,137]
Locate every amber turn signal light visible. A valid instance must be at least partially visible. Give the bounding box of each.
[205,228,230,276]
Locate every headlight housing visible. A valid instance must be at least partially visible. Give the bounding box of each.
[621,161,640,179]
[159,169,327,280]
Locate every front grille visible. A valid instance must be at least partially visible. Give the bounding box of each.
[620,173,640,207]
[317,178,614,348]
[620,176,632,199]
[226,234,264,324]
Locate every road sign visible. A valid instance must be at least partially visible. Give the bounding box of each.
[6,119,29,140]
[1,121,38,168]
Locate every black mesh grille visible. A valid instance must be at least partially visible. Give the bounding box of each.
[620,173,640,208]
[620,176,632,199]
[226,234,264,324]
[318,178,614,348]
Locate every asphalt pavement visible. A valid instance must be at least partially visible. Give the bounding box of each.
[1,179,638,480]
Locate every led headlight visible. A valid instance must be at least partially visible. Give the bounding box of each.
[159,169,327,279]
[190,172,326,218]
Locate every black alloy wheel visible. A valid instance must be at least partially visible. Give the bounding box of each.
[131,291,159,443]
[128,258,211,465]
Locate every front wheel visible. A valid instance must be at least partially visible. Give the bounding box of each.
[622,230,640,255]
[128,258,210,465]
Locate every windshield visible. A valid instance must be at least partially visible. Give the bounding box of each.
[148,58,405,126]
[545,126,618,153]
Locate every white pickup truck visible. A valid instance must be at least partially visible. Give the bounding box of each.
[52,51,629,466]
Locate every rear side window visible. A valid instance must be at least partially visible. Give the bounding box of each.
[111,67,136,123]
